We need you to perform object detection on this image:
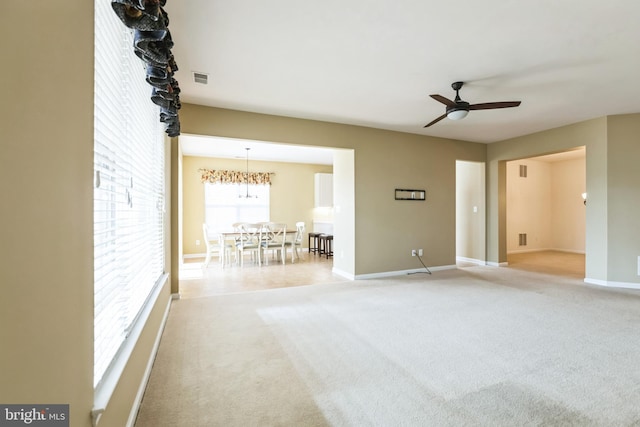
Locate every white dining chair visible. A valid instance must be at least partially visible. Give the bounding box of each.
[284,221,305,263]
[260,222,287,265]
[202,223,233,267]
[235,223,263,266]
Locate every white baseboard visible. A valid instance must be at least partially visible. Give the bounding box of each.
[456,256,486,266]
[354,264,456,280]
[486,261,509,267]
[507,248,549,254]
[183,253,206,259]
[332,267,354,280]
[507,248,586,255]
[554,248,586,254]
[584,278,640,290]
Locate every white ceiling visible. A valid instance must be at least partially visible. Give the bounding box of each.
[167,1,640,158]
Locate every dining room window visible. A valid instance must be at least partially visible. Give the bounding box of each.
[204,182,270,233]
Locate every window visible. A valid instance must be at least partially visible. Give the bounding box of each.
[94,0,165,391]
[204,183,270,233]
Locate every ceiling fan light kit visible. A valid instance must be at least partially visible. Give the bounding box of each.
[424,81,521,127]
[447,109,468,120]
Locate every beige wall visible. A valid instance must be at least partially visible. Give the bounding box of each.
[606,114,640,283]
[182,155,332,255]
[0,1,94,424]
[507,159,553,251]
[1,2,174,426]
[550,158,586,253]
[179,104,487,275]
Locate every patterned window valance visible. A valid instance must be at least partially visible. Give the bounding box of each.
[199,169,273,185]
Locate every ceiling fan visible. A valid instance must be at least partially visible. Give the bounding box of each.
[424,81,521,127]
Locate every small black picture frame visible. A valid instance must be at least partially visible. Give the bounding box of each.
[395,189,425,201]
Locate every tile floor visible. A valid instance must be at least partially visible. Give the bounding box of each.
[179,250,344,299]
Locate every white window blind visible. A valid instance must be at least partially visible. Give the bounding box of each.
[204,183,270,233]
[94,0,165,389]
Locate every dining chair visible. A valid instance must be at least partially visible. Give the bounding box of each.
[230,221,246,261]
[284,221,305,263]
[202,223,233,267]
[260,222,287,265]
[235,223,263,267]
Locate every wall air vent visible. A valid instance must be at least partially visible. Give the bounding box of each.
[519,233,527,246]
[193,72,209,84]
[519,164,528,178]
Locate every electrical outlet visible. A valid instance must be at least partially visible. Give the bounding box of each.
[195,240,201,246]
[418,249,423,256]
[411,249,417,256]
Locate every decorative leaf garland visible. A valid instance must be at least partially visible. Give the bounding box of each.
[111,0,181,137]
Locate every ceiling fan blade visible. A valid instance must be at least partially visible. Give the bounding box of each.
[468,101,521,110]
[424,113,447,128]
[430,94,456,107]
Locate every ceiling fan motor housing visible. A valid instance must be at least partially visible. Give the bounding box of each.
[446,101,470,119]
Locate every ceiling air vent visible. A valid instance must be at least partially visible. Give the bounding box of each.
[193,72,208,84]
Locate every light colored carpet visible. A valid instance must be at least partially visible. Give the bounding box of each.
[135,266,640,426]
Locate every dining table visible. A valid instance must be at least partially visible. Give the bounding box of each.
[217,227,297,266]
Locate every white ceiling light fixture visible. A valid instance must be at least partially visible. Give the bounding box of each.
[446,108,469,120]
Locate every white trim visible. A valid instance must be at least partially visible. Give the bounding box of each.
[584,278,640,290]
[92,274,169,427]
[486,261,509,267]
[456,256,486,266]
[332,267,354,280]
[554,248,586,254]
[183,253,206,259]
[126,295,172,427]
[507,248,551,254]
[355,264,456,280]
[507,248,586,255]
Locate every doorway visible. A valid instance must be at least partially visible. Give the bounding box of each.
[505,148,586,277]
[175,135,355,295]
[456,160,486,266]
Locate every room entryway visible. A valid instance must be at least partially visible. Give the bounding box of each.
[507,250,585,279]
[505,147,586,278]
[179,253,343,299]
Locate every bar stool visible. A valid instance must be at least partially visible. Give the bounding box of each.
[308,232,322,255]
[318,234,327,256]
[324,234,333,258]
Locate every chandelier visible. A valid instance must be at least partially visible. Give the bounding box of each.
[240,147,257,198]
